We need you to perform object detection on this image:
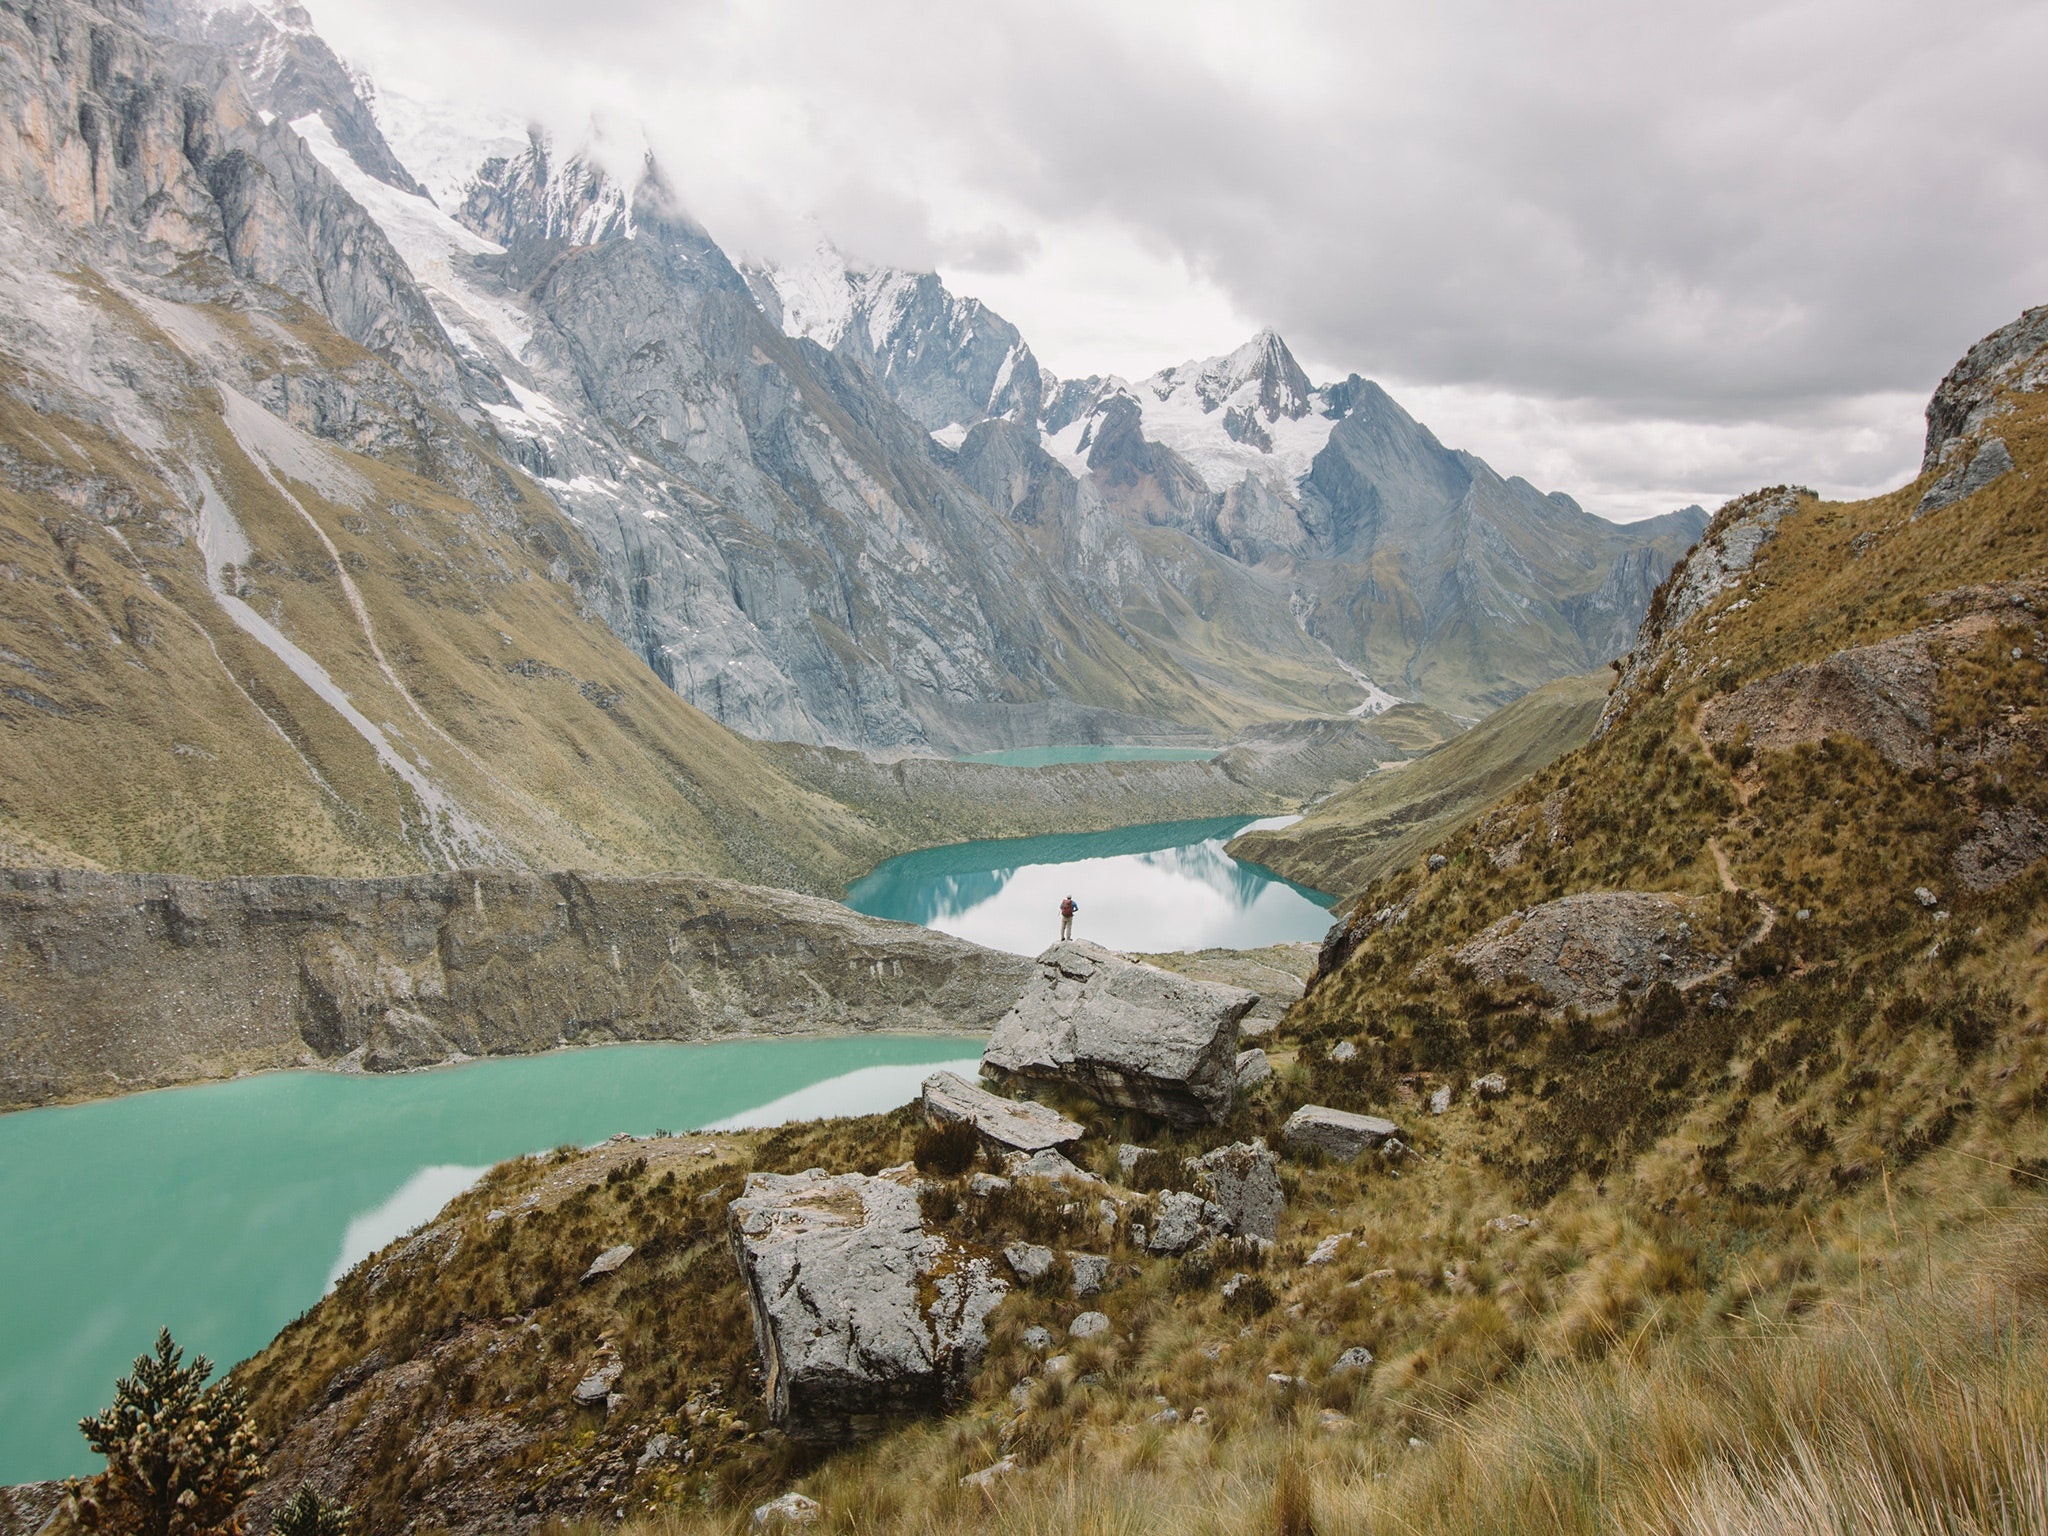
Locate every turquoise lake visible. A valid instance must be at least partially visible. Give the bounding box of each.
[952,745,1219,768]
[0,1035,979,1484]
[844,816,1337,955]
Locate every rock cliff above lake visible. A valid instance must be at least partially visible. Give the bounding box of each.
[0,867,1034,1110]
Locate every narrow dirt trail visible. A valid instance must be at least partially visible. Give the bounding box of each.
[1708,838,1740,893]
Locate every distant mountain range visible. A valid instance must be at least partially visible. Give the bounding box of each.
[11,0,1703,782]
[744,248,1707,724]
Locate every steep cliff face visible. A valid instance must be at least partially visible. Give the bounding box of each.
[144,0,429,198]
[0,0,1018,882]
[0,867,1037,1109]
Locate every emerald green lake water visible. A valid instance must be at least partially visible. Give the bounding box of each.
[845,816,1336,956]
[953,745,1218,767]
[0,1035,978,1485]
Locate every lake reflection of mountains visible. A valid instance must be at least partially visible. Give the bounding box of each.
[845,818,1335,954]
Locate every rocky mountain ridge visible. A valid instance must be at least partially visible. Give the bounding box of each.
[749,245,1708,720]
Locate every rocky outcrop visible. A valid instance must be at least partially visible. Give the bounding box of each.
[980,942,1253,1126]
[1696,595,2032,774]
[920,1072,1083,1154]
[1601,487,1810,734]
[1450,891,1723,1011]
[1281,1105,1400,1160]
[1922,304,2048,473]
[0,868,1035,1109]
[726,1167,1006,1444]
[1918,437,2014,516]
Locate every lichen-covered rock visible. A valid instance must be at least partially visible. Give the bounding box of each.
[982,942,1253,1125]
[581,1244,634,1282]
[1146,1189,1229,1254]
[1281,1105,1400,1160]
[1922,305,2048,473]
[1068,1252,1111,1297]
[1918,436,2014,515]
[1004,1148,1102,1185]
[1187,1139,1285,1242]
[921,1071,1083,1153]
[727,1168,1007,1444]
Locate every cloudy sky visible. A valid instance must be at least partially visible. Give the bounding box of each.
[310,0,2048,523]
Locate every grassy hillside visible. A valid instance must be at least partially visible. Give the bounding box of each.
[156,331,2048,1536]
[1227,671,1609,900]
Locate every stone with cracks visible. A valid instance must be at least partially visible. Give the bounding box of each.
[1186,1139,1285,1242]
[728,1167,1007,1444]
[1146,1189,1229,1254]
[981,942,1254,1125]
[1235,1047,1274,1089]
[1282,1105,1400,1160]
[921,1070,1084,1153]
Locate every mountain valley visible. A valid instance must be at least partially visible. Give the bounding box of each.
[2,3,2045,1535]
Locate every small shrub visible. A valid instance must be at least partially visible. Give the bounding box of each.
[1125,1149,1196,1194]
[1223,1273,1277,1318]
[272,1486,353,1536]
[1633,981,1685,1037]
[912,1120,979,1176]
[1270,1452,1316,1536]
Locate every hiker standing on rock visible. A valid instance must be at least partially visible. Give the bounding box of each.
[1059,894,1077,941]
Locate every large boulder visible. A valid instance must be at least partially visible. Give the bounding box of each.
[727,1167,1007,1444]
[981,942,1254,1125]
[921,1071,1084,1153]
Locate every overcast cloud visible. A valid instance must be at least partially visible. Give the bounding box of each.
[310,0,2048,521]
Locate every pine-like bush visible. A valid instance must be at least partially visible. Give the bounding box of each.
[66,1328,264,1536]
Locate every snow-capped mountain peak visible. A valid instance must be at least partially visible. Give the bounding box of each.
[743,241,1048,433]
[1153,328,1317,424]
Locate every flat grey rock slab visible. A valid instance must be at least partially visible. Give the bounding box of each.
[1004,1148,1103,1185]
[981,941,1254,1125]
[921,1070,1083,1152]
[574,1360,623,1405]
[728,1167,1007,1444]
[1282,1104,1400,1160]
[582,1243,635,1282]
